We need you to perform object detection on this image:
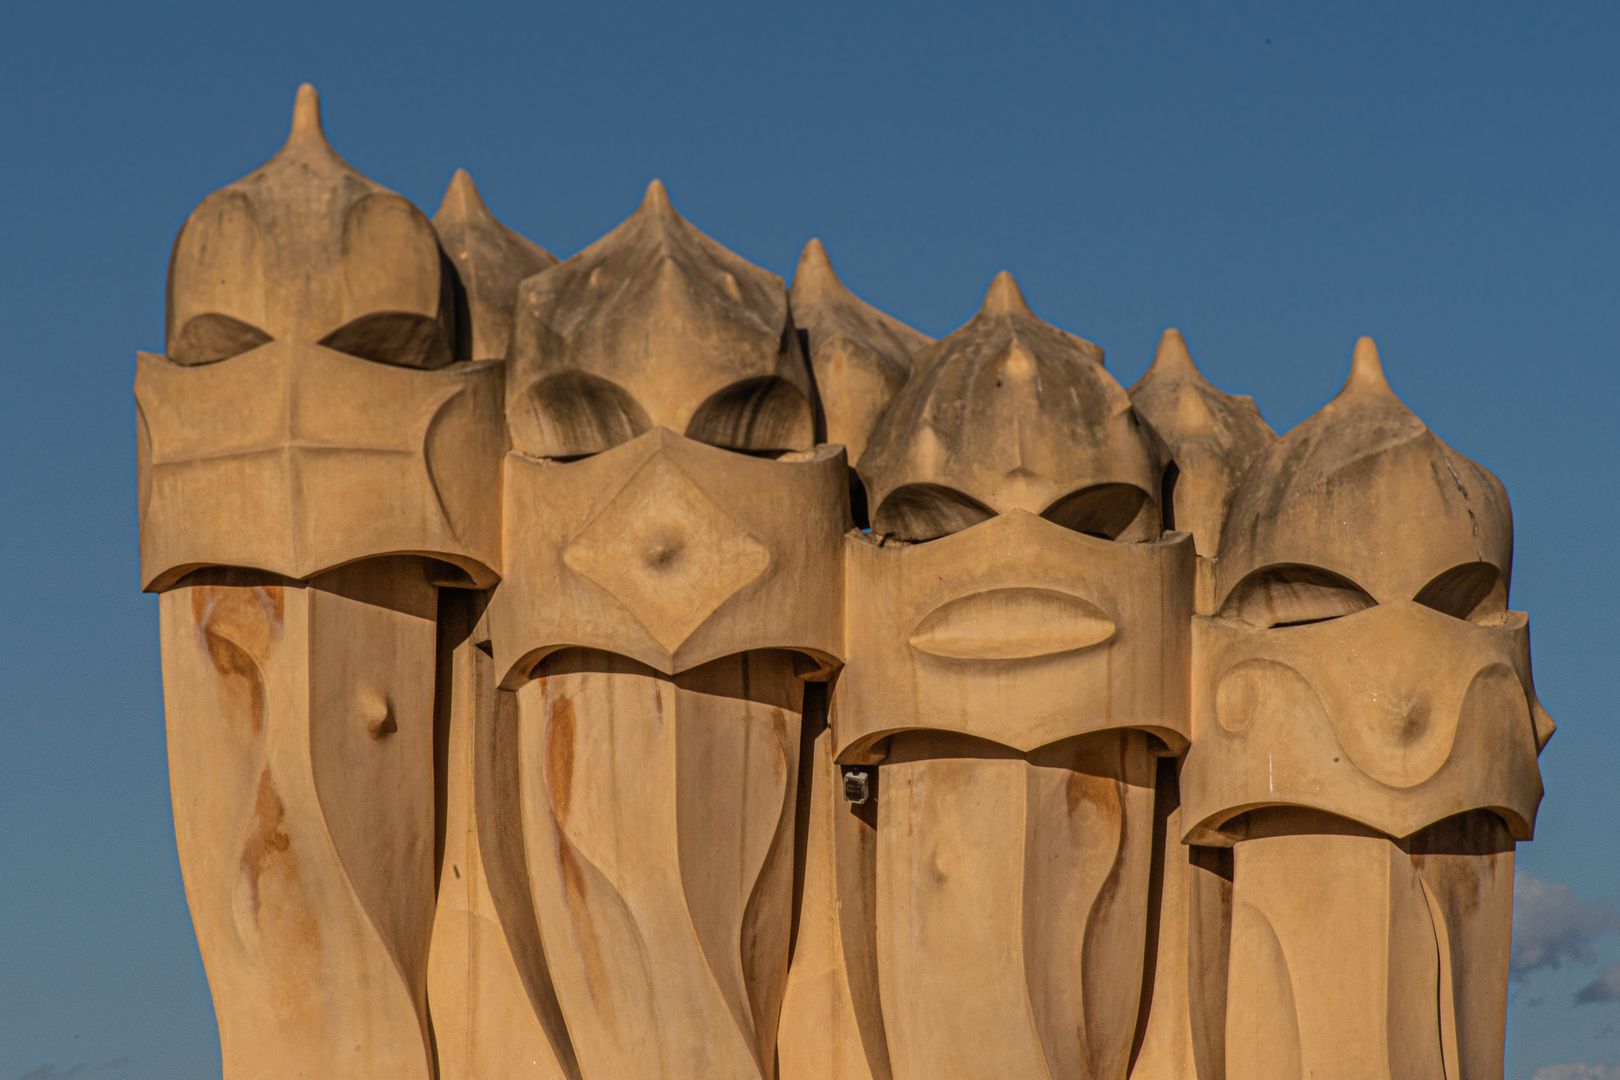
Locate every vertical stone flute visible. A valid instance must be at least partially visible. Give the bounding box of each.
[1126,329,1277,1080]
[777,239,931,1080]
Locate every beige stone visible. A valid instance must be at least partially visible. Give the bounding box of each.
[821,275,1192,1080]
[490,429,845,681]
[517,650,805,1079]
[859,272,1163,542]
[136,339,503,591]
[167,86,457,369]
[1219,812,1513,1080]
[1128,329,1276,614]
[433,169,558,363]
[789,239,931,467]
[1226,829,1445,1080]
[777,725,891,1080]
[487,430,845,1078]
[1128,329,1275,558]
[1128,799,1235,1080]
[161,561,440,1080]
[836,512,1192,762]
[139,86,1551,1080]
[147,87,504,1080]
[487,185,848,1079]
[873,732,1159,1080]
[426,592,579,1080]
[1182,339,1550,841]
[1180,338,1550,1077]
[506,179,816,459]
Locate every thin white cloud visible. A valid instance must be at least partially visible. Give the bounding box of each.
[1514,873,1620,979]
[1531,1064,1620,1080]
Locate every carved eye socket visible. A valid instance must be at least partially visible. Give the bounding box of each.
[1041,483,1150,541]
[523,371,650,459]
[871,484,995,543]
[685,377,814,457]
[1414,562,1507,623]
[170,313,274,366]
[319,311,452,370]
[1222,564,1377,628]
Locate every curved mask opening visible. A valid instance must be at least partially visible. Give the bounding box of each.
[319,311,452,370]
[1414,562,1507,624]
[1221,564,1377,628]
[521,371,651,459]
[170,313,273,366]
[871,483,996,543]
[1041,483,1151,540]
[685,376,814,456]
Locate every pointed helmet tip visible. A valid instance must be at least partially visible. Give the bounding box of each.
[981,271,1031,317]
[1148,327,1200,378]
[435,168,487,221]
[1341,335,1394,397]
[290,84,323,141]
[796,237,838,284]
[643,178,672,210]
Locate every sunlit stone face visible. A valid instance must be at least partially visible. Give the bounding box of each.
[1183,339,1550,844]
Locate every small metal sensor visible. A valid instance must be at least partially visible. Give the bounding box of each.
[842,768,870,805]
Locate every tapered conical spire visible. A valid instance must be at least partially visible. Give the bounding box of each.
[1335,336,1398,400]
[980,271,1033,318]
[642,178,673,213]
[507,180,813,458]
[288,83,324,143]
[166,86,455,368]
[1142,329,1206,385]
[1128,329,1274,560]
[436,168,487,220]
[1218,337,1511,607]
[432,169,556,362]
[261,83,357,175]
[789,238,931,465]
[793,237,836,294]
[972,272,1036,318]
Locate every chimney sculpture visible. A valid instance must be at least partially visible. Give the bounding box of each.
[826,273,1193,1080]
[488,179,846,1080]
[1179,338,1551,1080]
[137,87,500,1080]
[137,88,1550,1080]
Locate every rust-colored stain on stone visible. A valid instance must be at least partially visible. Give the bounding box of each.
[546,695,576,824]
[239,769,295,919]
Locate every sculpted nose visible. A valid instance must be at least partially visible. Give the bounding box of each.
[642,530,685,571]
[1372,689,1433,745]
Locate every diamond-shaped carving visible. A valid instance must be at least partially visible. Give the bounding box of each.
[563,455,771,652]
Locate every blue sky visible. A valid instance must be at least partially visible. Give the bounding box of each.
[1,3,1617,1077]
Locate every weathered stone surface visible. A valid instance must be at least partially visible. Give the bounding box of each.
[1180,338,1548,1078]
[140,86,1550,1080]
[432,169,558,364]
[789,238,931,467]
[167,85,458,370]
[859,272,1163,543]
[507,179,815,460]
